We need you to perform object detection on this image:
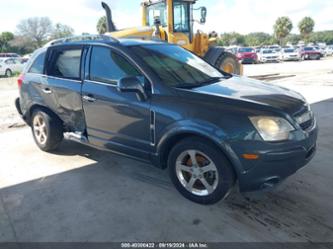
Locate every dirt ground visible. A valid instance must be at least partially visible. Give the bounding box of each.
[0,57,333,242]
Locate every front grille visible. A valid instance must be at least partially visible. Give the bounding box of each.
[300,119,313,130]
[294,107,314,131]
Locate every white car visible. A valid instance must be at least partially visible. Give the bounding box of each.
[279,48,301,61]
[258,49,280,63]
[325,46,333,56]
[0,58,25,77]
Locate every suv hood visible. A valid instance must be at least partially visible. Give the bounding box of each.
[192,76,305,114]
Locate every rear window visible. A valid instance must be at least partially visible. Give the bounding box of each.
[48,48,82,80]
[284,49,295,53]
[28,52,46,74]
[239,47,254,53]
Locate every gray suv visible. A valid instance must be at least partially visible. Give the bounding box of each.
[15,36,318,204]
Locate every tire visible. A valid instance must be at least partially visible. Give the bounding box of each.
[31,109,63,151]
[5,69,12,78]
[215,52,241,75]
[168,137,235,205]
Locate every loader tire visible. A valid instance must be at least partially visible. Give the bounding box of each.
[215,52,241,75]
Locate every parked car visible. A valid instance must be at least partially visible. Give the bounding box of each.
[0,58,25,77]
[20,54,32,63]
[300,47,321,60]
[279,48,301,61]
[325,46,333,56]
[236,47,258,64]
[16,37,318,204]
[257,49,280,63]
[226,46,238,55]
[0,53,21,58]
[314,46,325,57]
[268,45,281,52]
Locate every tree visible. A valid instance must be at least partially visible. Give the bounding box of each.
[273,17,293,45]
[9,36,35,54]
[97,16,107,34]
[309,30,333,44]
[286,33,301,45]
[17,17,53,48]
[0,32,14,52]
[218,32,245,46]
[298,17,315,41]
[244,32,272,46]
[51,23,75,39]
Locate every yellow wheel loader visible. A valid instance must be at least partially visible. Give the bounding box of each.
[101,0,243,75]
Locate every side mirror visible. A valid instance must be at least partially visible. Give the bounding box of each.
[117,76,148,101]
[200,7,207,24]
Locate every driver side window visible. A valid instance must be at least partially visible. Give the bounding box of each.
[90,46,141,85]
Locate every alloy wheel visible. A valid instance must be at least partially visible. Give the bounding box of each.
[175,150,219,196]
[33,114,48,145]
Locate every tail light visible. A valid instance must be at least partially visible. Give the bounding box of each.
[17,74,24,89]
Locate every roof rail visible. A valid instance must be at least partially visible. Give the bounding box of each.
[44,34,119,47]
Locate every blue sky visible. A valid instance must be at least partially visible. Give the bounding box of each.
[0,0,332,35]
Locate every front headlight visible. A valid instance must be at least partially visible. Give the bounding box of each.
[249,116,295,141]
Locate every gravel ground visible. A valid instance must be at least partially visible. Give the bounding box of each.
[0,77,25,133]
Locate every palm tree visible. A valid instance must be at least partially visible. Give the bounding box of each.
[97,16,107,35]
[298,17,315,41]
[273,17,293,45]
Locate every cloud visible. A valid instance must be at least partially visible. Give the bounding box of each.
[201,0,332,34]
[0,0,331,36]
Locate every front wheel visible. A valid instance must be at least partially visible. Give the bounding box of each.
[5,69,12,78]
[168,137,235,205]
[31,109,63,151]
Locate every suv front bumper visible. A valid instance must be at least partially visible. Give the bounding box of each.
[233,120,318,192]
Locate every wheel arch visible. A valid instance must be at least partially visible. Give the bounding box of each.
[26,104,63,126]
[156,129,243,178]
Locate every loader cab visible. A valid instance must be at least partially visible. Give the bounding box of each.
[142,0,207,52]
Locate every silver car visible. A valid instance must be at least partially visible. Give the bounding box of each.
[0,58,25,77]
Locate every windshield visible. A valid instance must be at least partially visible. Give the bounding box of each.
[284,49,295,53]
[239,47,254,53]
[146,2,167,27]
[130,44,225,88]
[304,47,314,51]
[263,50,273,54]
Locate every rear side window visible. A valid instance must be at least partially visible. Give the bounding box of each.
[90,46,140,85]
[48,48,82,80]
[28,52,46,74]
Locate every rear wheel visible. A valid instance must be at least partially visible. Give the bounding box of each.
[215,52,241,75]
[31,109,63,151]
[5,69,12,78]
[168,137,235,205]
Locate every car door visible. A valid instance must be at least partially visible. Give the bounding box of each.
[44,45,86,132]
[5,59,14,71]
[82,45,152,160]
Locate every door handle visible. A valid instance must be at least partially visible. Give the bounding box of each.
[82,95,96,102]
[42,88,52,94]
